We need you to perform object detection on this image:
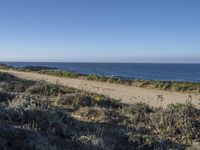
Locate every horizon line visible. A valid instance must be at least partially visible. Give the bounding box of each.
[1,61,200,64]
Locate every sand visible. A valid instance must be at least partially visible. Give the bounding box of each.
[1,69,200,108]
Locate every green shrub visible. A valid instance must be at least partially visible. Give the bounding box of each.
[86,74,99,81]
[128,132,163,149]
[27,82,75,96]
[125,102,153,115]
[150,103,199,145]
[167,103,194,112]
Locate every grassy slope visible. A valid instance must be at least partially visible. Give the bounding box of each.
[1,64,200,94]
[0,72,199,150]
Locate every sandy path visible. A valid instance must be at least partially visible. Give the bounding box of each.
[1,69,200,108]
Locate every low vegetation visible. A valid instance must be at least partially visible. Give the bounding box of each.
[0,71,199,150]
[18,66,58,72]
[1,63,200,94]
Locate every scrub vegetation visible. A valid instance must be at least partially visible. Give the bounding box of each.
[0,71,199,150]
[1,64,200,94]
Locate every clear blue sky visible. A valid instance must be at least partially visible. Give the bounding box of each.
[0,0,200,63]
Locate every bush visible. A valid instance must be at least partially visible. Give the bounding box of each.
[124,102,153,115]
[86,74,99,81]
[27,82,75,96]
[150,103,200,145]
[0,91,14,103]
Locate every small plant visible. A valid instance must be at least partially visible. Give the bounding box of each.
[167,102,194,112]
[128,132,162,149]
[124,102,153,115]
[27,81,75,96]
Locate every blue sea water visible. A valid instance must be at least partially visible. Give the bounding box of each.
[1,62,200,82]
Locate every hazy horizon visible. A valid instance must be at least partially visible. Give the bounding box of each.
[1,57,200,64]
[1,59,200,64]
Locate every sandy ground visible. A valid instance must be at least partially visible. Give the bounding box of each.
[1,69,200,108]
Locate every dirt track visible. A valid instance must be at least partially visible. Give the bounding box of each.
[1,69,200,108]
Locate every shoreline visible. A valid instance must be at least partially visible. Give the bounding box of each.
[1,64,200,94]
[1,63,200,82]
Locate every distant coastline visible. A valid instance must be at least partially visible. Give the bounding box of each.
[1,63,200,94]
[1,62,200,82]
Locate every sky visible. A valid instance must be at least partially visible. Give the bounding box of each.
[0,0,200,63]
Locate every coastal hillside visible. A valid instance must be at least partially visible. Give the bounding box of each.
[1,0,200,149]
[0,67,200,108]
[0,71,199,149]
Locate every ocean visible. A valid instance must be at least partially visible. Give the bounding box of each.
[1,62,200,82]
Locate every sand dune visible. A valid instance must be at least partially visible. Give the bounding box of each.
[1,69,200,108]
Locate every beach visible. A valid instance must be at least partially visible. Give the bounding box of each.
[1,69,199,108]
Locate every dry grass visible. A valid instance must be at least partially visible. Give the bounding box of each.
[0,72,199,150]
[1,69,200,108]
